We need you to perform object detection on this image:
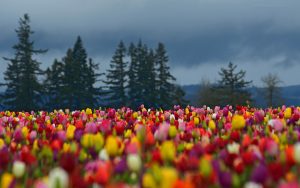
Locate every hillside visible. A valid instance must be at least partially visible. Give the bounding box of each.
[182,84,300,107]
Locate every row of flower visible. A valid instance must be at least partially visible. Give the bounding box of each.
[0,105,300,188]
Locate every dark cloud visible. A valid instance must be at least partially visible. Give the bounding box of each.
[1,0,300,85]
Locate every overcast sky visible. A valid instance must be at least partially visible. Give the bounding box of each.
[1,0,300,86]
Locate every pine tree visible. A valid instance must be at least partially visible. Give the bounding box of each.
[72,36,88,109]
[44,59,64,110]
[217,62,252,106]
[59,36,101,110]
[83,58,103,108]
[173,85,189,107]
[104,41,128,108]
[2,14,47,111]
[143,49,157,107]
[1,58,21,110]
[60,49,75,109]
[155,42,176,109]
[127,42,141,109]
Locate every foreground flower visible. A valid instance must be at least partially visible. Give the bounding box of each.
[1,173,13,188]
[12,160,26,178]
[127,154,142,172]
[105,136,119,157]
[161,141,176,162]
[48,167,69,188]
[227,142,240,154]
[294,142,300,163]
[1,105,300,187]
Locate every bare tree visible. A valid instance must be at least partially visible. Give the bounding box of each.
[261,73,283,107]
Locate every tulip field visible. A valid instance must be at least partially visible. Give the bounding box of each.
[1,105,300,188]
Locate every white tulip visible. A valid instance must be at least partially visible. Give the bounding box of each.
[48,167,69,188]
[227,142,240,154]
[12,161,26,178]
[99,149,109,161]
[244,182,263,188]
[127,154,142,172]
[294,142,300,163]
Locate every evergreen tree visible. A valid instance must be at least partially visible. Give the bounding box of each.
[2,14,47,111]
[83,58,103,108]
[1,58,21,110]
[71,36,88,109]
[127,40,159,108]
[104,41,128,108]
[217,62,252,106]
[44,59,64,110]
[155,42,176,109]
[173,85,189,107]
[134,41,148,107]
[127,42,141,109]
[59,36,102,110]
[143,49,157,107]
[60,49,74,109]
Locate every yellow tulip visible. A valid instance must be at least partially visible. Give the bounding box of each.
[169,125,177,138]
[81,134,93,148]
[160,167,178,188]
[66,125,76,140]
[161,141,176,162]
[93,133,104,152]
[21,126,29,137]
[142,173,156,188]
[232,115,246,130]
[194,117,200,125]
[1,173,13,188]
[86,108,93,115]
[284,107,292,119]
[105,135,119,157]
[209,120,216,130]
[0,138,5,149]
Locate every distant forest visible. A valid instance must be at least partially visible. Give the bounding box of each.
[1,14,284,111]
[0,14,188,111]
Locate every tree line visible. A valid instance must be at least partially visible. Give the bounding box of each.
[0,14,284,111]
[197,62,284,108]
[0,14,187,111]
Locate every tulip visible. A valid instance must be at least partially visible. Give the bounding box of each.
[169,125,177,138]
[0,138,5,149]
[66,125,76,140]
[93,133,104,152]
[227,142,240,154]
[293,142,300,163]
[284,107,292,119]
[1,173,13,188]
[86,108,93,115]
[199,156,212,177]
[161,141,176,162]
[48,167,69,188]
[12,160,26,178]
[127,154,142,172]
[232,115,246,130]
[244,182,263,188]
[105,136,119,157]
[99,149,109,161]
[143,173,156,188]
[208,120,216,130]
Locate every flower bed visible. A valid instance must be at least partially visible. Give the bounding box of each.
[0,105,300,188]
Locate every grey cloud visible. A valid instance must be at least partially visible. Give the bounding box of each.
[1,0,300,84]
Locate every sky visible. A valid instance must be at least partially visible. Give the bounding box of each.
[1,0,300,87]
